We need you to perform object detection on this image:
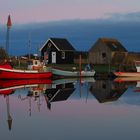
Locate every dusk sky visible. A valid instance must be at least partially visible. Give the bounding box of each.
[1,0,140,55]
[1,0,140,24]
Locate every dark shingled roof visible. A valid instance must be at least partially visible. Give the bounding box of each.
[50,38,75,51]
[100,38,127,52]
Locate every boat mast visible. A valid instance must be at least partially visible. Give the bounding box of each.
[29,96,32,116]
[6,15,12,55]
[28,32,31,61]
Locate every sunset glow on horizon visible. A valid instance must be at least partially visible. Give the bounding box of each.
[0,0,140,24]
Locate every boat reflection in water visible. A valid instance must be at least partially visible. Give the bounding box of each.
[0,77,139,131]
[0,79,52,130]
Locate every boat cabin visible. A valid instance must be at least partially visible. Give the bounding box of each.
[28,60,44,70]
[135,61,140,72]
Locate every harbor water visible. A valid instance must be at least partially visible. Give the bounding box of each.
[0,77,140,140]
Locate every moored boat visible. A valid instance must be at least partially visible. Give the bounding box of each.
[0,63,52,79]
[114,61,140,77]
[51,68,95,77]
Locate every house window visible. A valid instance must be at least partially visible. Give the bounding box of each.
[48,43,51,48]
[61,51,65,59]
[102,53,106,58]
[112,43,117,49]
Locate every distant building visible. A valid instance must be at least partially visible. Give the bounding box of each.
[40,38,76,64]
[89,38,128,64]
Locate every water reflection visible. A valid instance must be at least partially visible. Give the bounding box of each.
[90,80,128,103]
[0,77,140,132]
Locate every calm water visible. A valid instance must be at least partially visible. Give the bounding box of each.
[0,78,140,140]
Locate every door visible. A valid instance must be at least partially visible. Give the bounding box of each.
[52,52,56,63]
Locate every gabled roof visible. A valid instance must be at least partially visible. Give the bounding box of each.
[40,38,76,51]
[99,38,127,52]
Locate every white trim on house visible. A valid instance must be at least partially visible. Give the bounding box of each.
[40,39,60,51]
[40,39,49,51]
[49,39,60,51]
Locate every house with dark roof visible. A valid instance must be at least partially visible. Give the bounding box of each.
[40,38,76,64]
[89,38,128,64]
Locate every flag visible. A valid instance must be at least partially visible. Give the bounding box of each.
[7,15,12,27]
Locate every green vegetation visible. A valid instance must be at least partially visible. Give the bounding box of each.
[93,64,117,73]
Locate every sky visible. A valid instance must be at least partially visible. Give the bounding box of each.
[0,0,140,55]
[0,0,140,24]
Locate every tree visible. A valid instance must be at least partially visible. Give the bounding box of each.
[0,47,9,63]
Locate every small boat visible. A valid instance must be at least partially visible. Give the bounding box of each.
[114,61,140,77]
[51,68,95,77]
[0,63,52,79]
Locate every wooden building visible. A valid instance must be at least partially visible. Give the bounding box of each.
[89,38,128,64]
[40,38,76,64]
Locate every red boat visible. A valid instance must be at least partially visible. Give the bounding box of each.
[0,78,52,95]
[0,63,52,79]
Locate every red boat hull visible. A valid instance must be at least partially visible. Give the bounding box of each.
[0,68,52,79]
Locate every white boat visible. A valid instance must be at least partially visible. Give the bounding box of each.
[51,68,95,77]
[114,61,140,77]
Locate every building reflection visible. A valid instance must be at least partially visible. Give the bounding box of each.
[90,80,131,103]
[44,82,75,110]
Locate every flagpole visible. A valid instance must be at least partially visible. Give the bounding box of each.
[6,15,12,55]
